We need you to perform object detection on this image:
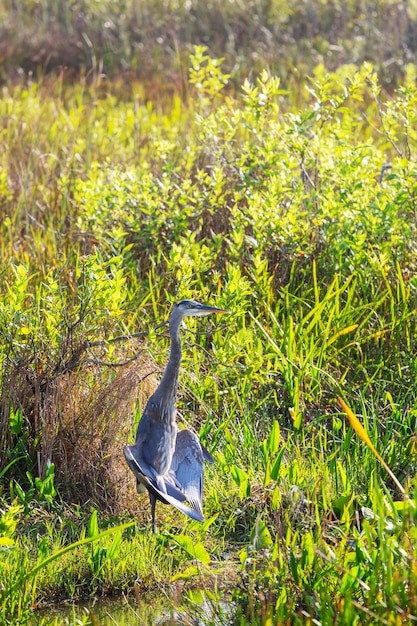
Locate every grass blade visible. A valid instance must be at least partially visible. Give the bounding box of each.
[338,396,409,499]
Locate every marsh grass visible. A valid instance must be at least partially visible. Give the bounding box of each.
[0,0,416,90]
[1,48,417,624]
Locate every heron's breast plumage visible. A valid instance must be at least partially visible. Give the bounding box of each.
[136,399,178,475]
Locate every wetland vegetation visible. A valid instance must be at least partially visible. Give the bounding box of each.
[1,1,417,624]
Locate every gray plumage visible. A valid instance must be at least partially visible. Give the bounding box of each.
[123,299,226,532]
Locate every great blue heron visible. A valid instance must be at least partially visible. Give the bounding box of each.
[124,300,227,532]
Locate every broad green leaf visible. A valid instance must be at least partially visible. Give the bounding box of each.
[167,534,211,565]
[270,448,285,481]
[88,509,99,538]
[250,515,273,549]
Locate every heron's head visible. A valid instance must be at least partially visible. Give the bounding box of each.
[167,299,228,341]
[167,300,227,335]
[173,299,228,319]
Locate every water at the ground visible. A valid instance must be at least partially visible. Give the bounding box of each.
[32,591,232,625]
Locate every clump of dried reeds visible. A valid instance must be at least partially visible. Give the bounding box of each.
[1,342,158,515]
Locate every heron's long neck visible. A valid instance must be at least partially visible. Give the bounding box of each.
[152,324,181,421]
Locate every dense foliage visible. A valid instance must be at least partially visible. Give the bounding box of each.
[1,33,417,626]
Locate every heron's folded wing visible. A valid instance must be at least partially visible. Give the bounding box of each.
[169,430,207,517]
[176,411,214,464]
[123,445,204,522]
[124,445,185,501]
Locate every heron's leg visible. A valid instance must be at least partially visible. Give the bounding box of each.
[149,492,157,534]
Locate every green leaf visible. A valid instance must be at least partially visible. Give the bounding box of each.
[339,565,361,594]
[88,509,99,537]
[0,537,15,547]
[167,533,211,565]
[9,408,23,435]
[270,448,286,481]
[250,515,273,550]
[230,464,251,498]
[267,420,281,456]
[106,529,122,560]
[0,456,26,480]
[172,565,200,581]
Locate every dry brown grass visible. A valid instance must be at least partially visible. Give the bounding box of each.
[46,356,157,514]
[1,345,158,515]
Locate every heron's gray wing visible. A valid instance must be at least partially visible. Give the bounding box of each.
[123,445,204,522]
[176,411,214,464]
[169,429,207,517]
[124,444,186,501]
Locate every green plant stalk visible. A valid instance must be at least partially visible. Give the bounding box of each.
[6,521,135,596]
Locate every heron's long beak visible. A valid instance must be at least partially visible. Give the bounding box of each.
[191,303,229,317]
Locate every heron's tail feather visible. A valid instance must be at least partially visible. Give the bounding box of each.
[161,491,204,521]
[185,497,203,518]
